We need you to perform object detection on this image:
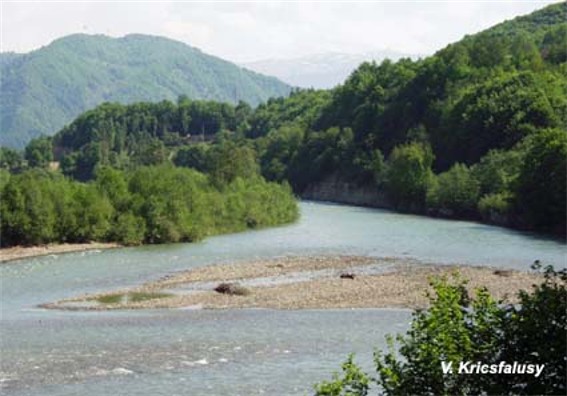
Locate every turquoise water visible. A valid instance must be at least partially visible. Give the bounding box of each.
[1,202,565,395]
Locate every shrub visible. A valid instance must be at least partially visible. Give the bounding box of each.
[478,192,513,221]
[315,266,567,395]
[426,163,480,216]
[386,142,434,210]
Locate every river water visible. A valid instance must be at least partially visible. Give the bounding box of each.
[1,202,565,395]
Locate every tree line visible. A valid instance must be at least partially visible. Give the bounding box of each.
[0,164,297,247]
[2,3,565,244]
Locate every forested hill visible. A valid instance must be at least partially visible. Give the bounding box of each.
[0,34,291,148]
[3,3,566,235]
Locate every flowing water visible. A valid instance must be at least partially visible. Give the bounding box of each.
[1,202,565,395]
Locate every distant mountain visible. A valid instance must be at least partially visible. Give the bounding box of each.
[243,50,422,89]
[0,34,291,148]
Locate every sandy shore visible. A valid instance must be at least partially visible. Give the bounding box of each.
[0,242,120,263]
[43,256,543,311]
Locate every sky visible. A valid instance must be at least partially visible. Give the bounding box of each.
[1,1,560,62]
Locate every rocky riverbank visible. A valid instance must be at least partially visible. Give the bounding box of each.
[42,256,541,311]
[0,242,120,263]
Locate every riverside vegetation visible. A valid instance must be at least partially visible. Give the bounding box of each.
[314,264,567,396]
[2,4,565,237]
[0,161,298,246]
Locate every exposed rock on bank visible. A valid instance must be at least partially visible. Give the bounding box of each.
[301,174,391,208]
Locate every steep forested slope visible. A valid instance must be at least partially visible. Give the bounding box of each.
[5,3,566,235]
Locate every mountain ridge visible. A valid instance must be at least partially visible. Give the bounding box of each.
[0,33,291,148]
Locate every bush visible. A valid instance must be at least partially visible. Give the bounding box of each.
[386,142,434,210]
[478,192,513,221]
[426,163,480,216]
[111,213,146,245]
[315,266,567,395]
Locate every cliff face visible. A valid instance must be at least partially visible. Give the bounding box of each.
[301,176,542,234]
[301,174,392,209]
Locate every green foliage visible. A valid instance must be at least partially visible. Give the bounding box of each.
[352,149,386,186]
[477,192,513,222]
[426,163,480,216]
[68,183,114,242]
[207,140,260,186]
[440,71,560,166]
[316,266,567,395]
[245,2,565,233]
[110,212,146,246]
[1,33,290,149]
[246,89,331,139]
[515,128,567,232]
[173,144,210,173]
[13,2,566,235]
[24,136,53,168]
[374,276,503,396]
[54,100,253,179]
[0,169,10,192]
[315,355,371,396]
[127,165,211,243]
[386,142,433,209]
[0,165,297,247]
[541,24,567,63]
[0,147,25,172]
[471,149,522,196]
[257,125,305,182]
[0,170,59,245]
[497,263,567,395]
[288,127,358,191]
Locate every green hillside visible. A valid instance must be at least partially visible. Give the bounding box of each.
[4,3,566,237]
[0,34,291,148]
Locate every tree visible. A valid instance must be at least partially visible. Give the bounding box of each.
[207,140,259,186]
[173,144,210,173]
[426,163,480,216]
[110,212,146,245]
[471,149,522,196]
[24,136,53,168]
[68,184,113,242]
[497,264,567,395]
[515,128,566,232]
[0,147,25,172]
[0,171,58,245]
[386,142,434,210]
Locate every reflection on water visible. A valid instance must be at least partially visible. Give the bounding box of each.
[1,202,565,395]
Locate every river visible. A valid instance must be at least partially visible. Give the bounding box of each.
[1,202,565,395]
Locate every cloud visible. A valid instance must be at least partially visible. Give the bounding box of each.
[1,1,560,61]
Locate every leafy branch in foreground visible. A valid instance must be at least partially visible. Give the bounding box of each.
[314,264,566,395]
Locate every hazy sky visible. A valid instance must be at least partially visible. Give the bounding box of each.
[1,1,560,62]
